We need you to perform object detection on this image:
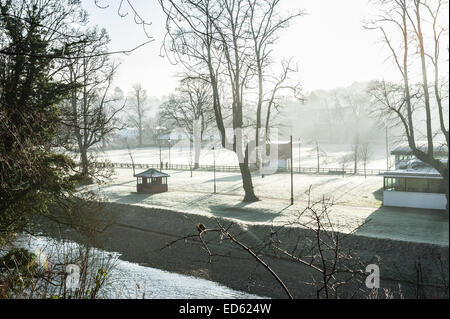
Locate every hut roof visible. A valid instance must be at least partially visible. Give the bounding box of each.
[135,169,170,178]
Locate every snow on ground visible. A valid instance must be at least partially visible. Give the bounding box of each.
[82,168,448,246]
[92,143,389,170]
[103,168,383,207]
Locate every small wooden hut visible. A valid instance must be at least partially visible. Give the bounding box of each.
[135,169,170,194]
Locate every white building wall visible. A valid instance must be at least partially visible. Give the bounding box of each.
[383,191,447,210]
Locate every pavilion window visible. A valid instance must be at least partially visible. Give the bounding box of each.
[385,177,394,190]
[405,178,428,193]
[393,177,400,191]
[429,179,446,194]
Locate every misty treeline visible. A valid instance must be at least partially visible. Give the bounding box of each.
[291,83,383,145]
[108,85,164,150]
[284,82,390,174]
[158,77,216,169]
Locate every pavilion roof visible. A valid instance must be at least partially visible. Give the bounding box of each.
[135,169,170,178]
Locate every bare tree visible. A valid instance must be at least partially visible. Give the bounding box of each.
[268,192,369,299]
[365,0,449,211]
[127,83,148,147]
[247,0,304,165]
[160,77,215,169]
[310,141,328,173]
[158,0,301,202]
[164,190,369,299]
[334,88,370,174]
[339,154,352,177]
[60,28,124,183]
[264,59,303,139]
[359,141,372,178]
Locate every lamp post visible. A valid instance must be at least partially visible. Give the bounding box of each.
[168,137,171,169]
[156,126,166,169]
[385,123,389,171]
[156,126,165,169]
[212,146,216,194]
[290,136,294,206]
[298,138,301,173]
[159,139,162,169]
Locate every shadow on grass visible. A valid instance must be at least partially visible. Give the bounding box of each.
[113,192,152,205]
[203,174,243,183]
[372,187,384,202]
[208,202,290,223]
[354,205,449,246]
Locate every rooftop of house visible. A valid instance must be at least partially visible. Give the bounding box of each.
[380,158,444,179]
[391,143,448,157]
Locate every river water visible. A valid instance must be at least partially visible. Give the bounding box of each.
[10,235,264,299]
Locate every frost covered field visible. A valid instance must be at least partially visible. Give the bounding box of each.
[93,143,390,169]
[83,168,447,245]
[81,143,445,246]
[96,168,383,208]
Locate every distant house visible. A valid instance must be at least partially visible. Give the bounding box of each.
[379,145,447,210]
[156,133,185,146]
[391,144,448,169]
[118,127,138,139]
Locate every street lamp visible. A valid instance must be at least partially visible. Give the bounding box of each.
[298,138,301,173]
[212,146,216,194]
[385,123,390,171]
[156,126,166,169]
[290,136,294,206]
[159,139,162,169]
[168,137,171,169]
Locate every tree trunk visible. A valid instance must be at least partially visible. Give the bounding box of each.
[255,62,263,169]
[138,126,143,147]
[239,143,259,202]
[240,162,259,202]
[353,136,359,175]
[81,149,88,176]
[80,148,92,184]
[194,147,200,170]
[316,142,320,174]
[193,125,201,170]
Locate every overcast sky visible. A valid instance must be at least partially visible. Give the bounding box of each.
[82,0,400,98]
